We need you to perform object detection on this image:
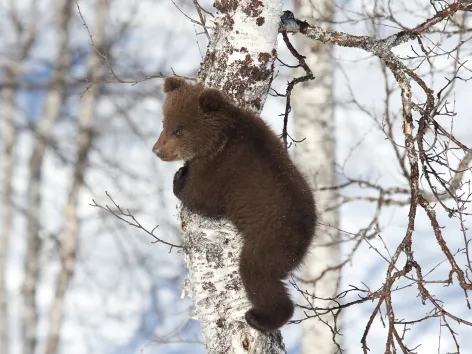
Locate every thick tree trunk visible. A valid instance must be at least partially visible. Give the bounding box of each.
[43,1,106,353]
[22,1,73,353]
[182,1,286,353]
[292,0,341,353]
[0,68,15,354]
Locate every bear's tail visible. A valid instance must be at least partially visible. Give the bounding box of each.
[240,249,294,333]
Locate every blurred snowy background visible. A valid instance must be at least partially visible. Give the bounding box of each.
[0,0,471,353]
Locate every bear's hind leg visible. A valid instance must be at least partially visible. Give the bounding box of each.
[244,280,294,333]
[239,247,294,333]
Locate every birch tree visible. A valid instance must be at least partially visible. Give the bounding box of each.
[44,1,107,353]
[22,1,73,353]
[1,6,37,353]
[291,0,340,352]
[181,0,287,352]
[0,65,15,354]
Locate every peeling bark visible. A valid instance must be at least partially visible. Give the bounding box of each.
[199,0,280,112]
[292,2,341,353]
[182,1,286,352]
[22,1,73,353]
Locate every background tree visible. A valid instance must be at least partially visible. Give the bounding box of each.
[291,0,340,352]
[0,1,198,353]
[22,1,72,352]
[44,1,108,352]
[282,1,472,352]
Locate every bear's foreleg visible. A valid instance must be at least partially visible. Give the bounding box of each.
[173,164,189,197]
[173,164,224,218]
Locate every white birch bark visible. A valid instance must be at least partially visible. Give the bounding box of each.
[182,1,286,352]
[43,1,106,353]
[0,67,15,354]
[2,13,37,353]
[22,1,73,353]
[292,1,341,353]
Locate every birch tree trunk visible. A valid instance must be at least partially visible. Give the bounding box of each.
[22,1,73,353]
[292,1,341,352]
[44,1,106,353]
[182,1,286,352]
[0,67,15,354]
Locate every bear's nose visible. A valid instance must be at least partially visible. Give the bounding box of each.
[153,148,164,158]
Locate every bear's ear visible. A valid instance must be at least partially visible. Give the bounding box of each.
[199,88,225,111]
[163,77,185,93]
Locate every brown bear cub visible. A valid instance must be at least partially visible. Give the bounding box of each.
[153,77,316,333]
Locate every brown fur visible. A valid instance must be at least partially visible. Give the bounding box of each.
[153,77,316,333]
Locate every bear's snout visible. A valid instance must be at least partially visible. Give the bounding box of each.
[152,139,164,158]
[153,132,168,160]
[153,147,164,158]
[152,133,180,161]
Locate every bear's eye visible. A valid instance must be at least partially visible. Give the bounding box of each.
[175,128,183,137]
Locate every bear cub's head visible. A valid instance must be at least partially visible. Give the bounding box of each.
[153,77,231,162]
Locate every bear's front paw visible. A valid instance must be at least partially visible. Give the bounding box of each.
[173,164,189,197]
